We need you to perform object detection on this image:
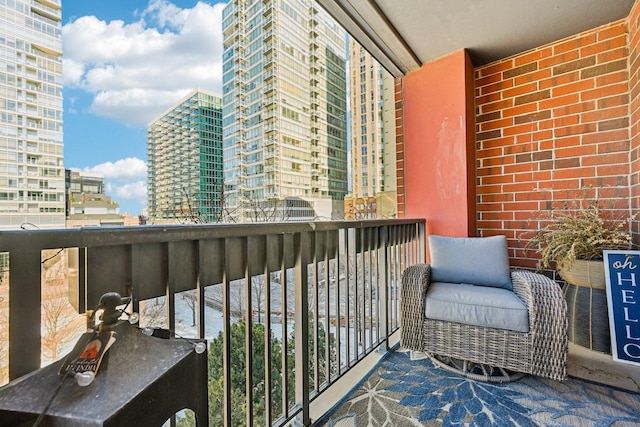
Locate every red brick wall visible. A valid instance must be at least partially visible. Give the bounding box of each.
[630,0,640,242]
[395,78,405,217]
[475,18,632,269]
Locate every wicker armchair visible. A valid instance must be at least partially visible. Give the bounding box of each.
[400,235,567,382]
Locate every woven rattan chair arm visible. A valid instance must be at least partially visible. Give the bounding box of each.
[511,270,563,330]
[511,270,568,379]
[400,263,431,351]
[510,270,535,314]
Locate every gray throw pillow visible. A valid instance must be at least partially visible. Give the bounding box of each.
[428,235,512,290]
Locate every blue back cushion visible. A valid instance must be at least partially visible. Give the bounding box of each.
[428,235,512,290]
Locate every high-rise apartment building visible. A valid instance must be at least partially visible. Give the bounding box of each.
[0,0,64,230]
[222,0,348,222]
[345,40,397,219]
[147,89,223,223]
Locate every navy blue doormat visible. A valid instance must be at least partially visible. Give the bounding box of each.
[319,349,640,426]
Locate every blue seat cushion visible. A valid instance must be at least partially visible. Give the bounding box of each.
[429,235,512,290]
[425,282,529,333]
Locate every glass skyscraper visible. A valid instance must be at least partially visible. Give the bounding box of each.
[147,89,223,223]
[222,0,347,222]
[0,0,64,230]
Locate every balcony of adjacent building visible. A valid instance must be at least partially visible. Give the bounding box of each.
[3,0,640,425]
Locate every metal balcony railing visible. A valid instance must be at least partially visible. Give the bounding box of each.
[0,218,425,425]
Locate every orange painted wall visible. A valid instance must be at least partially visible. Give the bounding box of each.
[403,50,476,237]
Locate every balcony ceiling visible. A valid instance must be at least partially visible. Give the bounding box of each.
[316,0,635,77]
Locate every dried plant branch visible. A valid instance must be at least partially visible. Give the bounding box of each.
[524,198,638,270]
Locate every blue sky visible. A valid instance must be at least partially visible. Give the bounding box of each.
[62,0,227,215]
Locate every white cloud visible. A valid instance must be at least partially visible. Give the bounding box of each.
[63,1,225,127]
[141,0,186,30]
[62,58,85,86]
[109,181,148,201]
[73,158,148,212]
[81,157,147,180]
[90,88,192,126]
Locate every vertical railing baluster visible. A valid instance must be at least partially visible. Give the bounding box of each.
[409,223,417,265]
[8,246,41,380]
[223,237,232,427]
[244,236,253,427]
[313,230,320,393]
[335,229,342,375]
[371,227,376,348]
[196,241,205,341]
[346,227,352,365]
[406,224,412,265]
[359,227,364,354]
[131,246,141,323]
[323,230,331,385]
[360,227,364,356]
[379,225,389,350]
[353,227,359,362]
[264,235,273,426]
[294,232,310,426]
[281,233,290,418]
[393,225,400,329]
[166,287,175,338]
[166,243,175,333]
[418,221,426,263]
[167,280,176,427]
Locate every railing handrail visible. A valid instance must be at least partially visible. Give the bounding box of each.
[1,218,424,250]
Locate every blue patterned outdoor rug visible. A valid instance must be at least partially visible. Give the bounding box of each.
[320,349,640,426]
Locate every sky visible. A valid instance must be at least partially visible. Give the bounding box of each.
[62,0,227,215]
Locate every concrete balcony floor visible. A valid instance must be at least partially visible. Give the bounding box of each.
[568,343,640,393]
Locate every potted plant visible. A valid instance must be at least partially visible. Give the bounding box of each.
[524,197,638,353]
[527,200,635,280]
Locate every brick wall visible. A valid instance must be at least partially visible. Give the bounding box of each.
[630,0,640,241]
[395,77,405,217]
[475,18,632,269]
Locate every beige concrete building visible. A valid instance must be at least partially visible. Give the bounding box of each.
[0,0,64,230]
[65,170,123,227]
[345,40,397,219]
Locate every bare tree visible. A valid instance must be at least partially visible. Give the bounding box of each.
[174,184,239,224]
[205,281,246,321]
[42,295,82,361]
[247,199,291,223]
[139,297,169,328]
[0,248,87,381]
[180,290,198,327]
[251,275,266,323]
[0,303,8,385]
[41,249,86,363]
